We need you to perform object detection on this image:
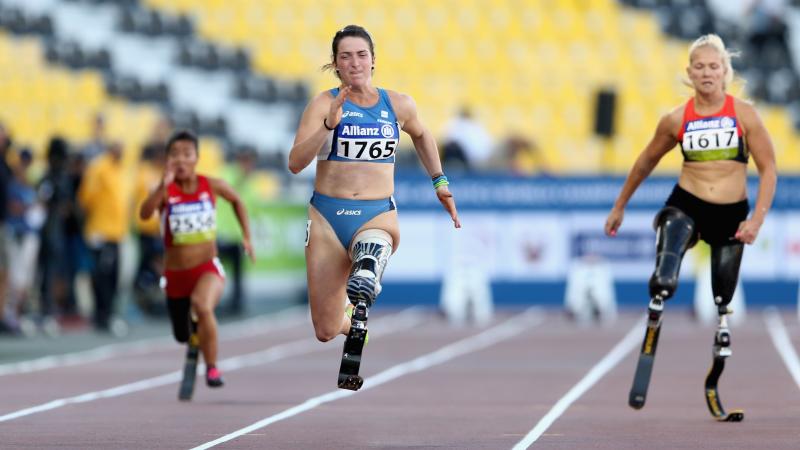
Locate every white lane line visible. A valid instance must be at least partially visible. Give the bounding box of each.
[512,318,644,450]
[764,308,800,390]
[0,308,424,423]
[190,309,544,450]
[0,307,307,377]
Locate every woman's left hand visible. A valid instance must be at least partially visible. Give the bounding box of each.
[436,186,461,229]
[242,238,256,262]
[734,218,762,244]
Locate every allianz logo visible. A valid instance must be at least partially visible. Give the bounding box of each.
[686,117,734,131]
[342,125,379,135]
[336,208,362,216]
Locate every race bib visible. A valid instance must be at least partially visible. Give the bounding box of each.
[682,117,739,161]
[168,200,216,244]
[335,123,398,161]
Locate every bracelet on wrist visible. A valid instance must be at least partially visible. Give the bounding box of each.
[323,117,335,131]
[432,174,449,189]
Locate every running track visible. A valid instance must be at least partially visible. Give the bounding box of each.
[2,307,800,449]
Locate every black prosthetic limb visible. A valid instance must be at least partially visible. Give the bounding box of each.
[704,243,745,422]
[630,207,696,409]
[178,319,199,401]
[338,301,368,390]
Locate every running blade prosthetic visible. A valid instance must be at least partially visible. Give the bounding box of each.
[629,297,664,409]
[178,327,200,401]
[338,301,368,391]
[704,326,744,422]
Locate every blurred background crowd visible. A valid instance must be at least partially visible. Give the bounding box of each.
[1,0,800,337]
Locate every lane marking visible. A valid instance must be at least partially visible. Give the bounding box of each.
[512,318,643,449]
[0,309,424,423]
[764,308,800,390]
[190,309,544,450]
[0,307,308,377]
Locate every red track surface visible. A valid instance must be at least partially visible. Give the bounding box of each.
[2,308,799,449]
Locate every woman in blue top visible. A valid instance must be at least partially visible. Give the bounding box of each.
[289,25,460,347]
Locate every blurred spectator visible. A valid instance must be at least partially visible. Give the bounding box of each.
[132,143,165,316]
[4,149,44,333]
[217,146,278,314]
[82,113,108,162]
[63,152,91,319]
[37,136,73,334]
[0,124,11,333]
[78,141,131,333]
[745,0,790,66]
[441,106,493,171]
[492,134,548,176]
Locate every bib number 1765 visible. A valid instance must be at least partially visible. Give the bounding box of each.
[337,140,396,160]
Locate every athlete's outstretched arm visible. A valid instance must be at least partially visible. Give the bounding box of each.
[210,177,255,261]
[288,87,352,174]
[392,92,460,228]
[735,101,777,244]
[605,111,680,236]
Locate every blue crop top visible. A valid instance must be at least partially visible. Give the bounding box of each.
[318,87,400,164]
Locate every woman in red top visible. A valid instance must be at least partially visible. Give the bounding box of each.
[140,130,254,387]
[605,34,776,420]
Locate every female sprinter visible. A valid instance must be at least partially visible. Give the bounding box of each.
[288,25,461,389]
[605,34,776,420]
[140,130,254,389]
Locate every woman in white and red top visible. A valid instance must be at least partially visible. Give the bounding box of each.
[604,34,776,418]
[140,130,254,388]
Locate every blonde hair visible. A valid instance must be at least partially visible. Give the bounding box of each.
[686,34,738,91]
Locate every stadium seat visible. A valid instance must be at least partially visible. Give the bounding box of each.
[139,0,800,173]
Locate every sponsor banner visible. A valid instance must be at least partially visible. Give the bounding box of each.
[389,215,441,280]
[568,211,657,280]
[262,175,800,282]
[385,210,796,282]
[392,173,800,211]
[498,213,569,280]
[740,215,780,279]
[781,214,800,277]
[246,202,307,272]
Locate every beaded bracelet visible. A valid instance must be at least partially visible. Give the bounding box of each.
[432,174,449,189]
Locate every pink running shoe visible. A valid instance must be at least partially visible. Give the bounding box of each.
[206,367,225,388]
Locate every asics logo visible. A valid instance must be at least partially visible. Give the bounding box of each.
[336,208,362,216]
[342,111,364,118]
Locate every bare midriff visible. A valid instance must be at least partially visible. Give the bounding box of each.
[678,160,748,204]
[314,160,394,199]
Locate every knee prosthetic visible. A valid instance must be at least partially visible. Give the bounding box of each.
[347,229,393,307]
[710,243,744,357]
[648,207,697,302]
[167,297,191,343]
[711,243,744,314]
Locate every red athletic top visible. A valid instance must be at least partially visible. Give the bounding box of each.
[161,175,217,247]
[677,94,748,163]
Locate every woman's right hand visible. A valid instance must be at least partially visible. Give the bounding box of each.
[605,207,624,237]
[162,163,175,187]
[326,85,351,129]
